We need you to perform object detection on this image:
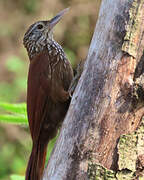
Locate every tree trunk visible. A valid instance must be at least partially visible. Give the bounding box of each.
[43,0,144,179]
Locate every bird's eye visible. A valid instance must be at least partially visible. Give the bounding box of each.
[37,24,44,30]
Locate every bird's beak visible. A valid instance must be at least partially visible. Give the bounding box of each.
[49,8,69,30]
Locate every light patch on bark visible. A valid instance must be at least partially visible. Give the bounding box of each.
[122,0,144,58]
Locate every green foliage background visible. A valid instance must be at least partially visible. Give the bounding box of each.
[0,0,101,179]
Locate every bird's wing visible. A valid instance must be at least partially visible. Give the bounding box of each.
[27,52,52,141]
[27,52,73,141]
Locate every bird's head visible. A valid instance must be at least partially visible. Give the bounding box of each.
[23,8,69,59]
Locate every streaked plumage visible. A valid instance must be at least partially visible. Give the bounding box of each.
[23,9,73,180]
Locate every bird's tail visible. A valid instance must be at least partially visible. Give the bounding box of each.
[25,143,47,180]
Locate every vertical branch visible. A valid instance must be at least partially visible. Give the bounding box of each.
[43,0,144,179]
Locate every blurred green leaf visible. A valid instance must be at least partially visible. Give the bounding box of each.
[0,102,28,124]
[6,56,25,74]
[0,102,26,115]
[0,114,27,124]
[10,175,25,180]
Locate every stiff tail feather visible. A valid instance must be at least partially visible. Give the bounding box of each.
[25,143,47,180]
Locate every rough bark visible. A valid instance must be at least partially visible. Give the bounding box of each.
[43,0,144,179]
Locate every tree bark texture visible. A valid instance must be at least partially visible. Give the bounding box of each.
[43,0,144,179]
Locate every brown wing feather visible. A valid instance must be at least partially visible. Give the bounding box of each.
[27,50,73,142]
[27,52,48,141]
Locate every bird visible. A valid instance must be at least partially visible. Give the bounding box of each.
[23,8,73,180]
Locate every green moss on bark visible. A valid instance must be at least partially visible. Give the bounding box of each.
[87,118,144,179]
[88,163,116,180]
